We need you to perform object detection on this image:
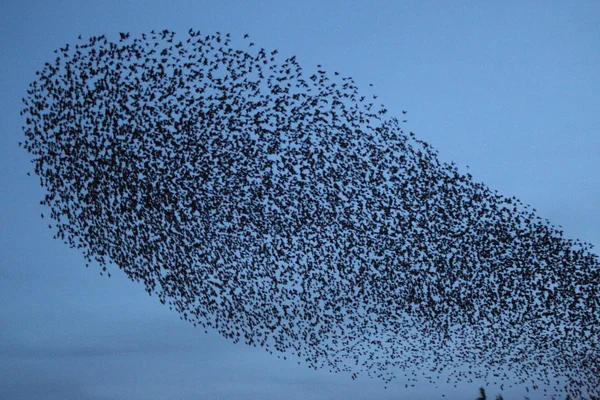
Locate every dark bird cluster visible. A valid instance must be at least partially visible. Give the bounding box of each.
[20,30,599,399]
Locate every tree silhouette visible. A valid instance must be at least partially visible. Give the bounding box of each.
[476,387,487,400]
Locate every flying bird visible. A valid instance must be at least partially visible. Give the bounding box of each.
[20,30,600,400]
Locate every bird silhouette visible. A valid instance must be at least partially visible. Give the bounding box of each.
[20,30,599,400]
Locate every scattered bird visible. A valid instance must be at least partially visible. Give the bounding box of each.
[20,30,600,400]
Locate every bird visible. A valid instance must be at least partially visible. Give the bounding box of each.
[19,29,600,400]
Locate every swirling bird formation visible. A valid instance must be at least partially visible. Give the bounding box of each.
[20,30,599,398]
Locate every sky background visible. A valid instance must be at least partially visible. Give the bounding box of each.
[1,1,599,399]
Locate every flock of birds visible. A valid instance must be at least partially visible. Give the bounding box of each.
[20,30,599,398]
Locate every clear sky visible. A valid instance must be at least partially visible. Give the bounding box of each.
[1,1,599,399]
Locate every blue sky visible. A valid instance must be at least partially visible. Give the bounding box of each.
[1,1,599,399]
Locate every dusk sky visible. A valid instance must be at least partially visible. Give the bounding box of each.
[1,1,599,399]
